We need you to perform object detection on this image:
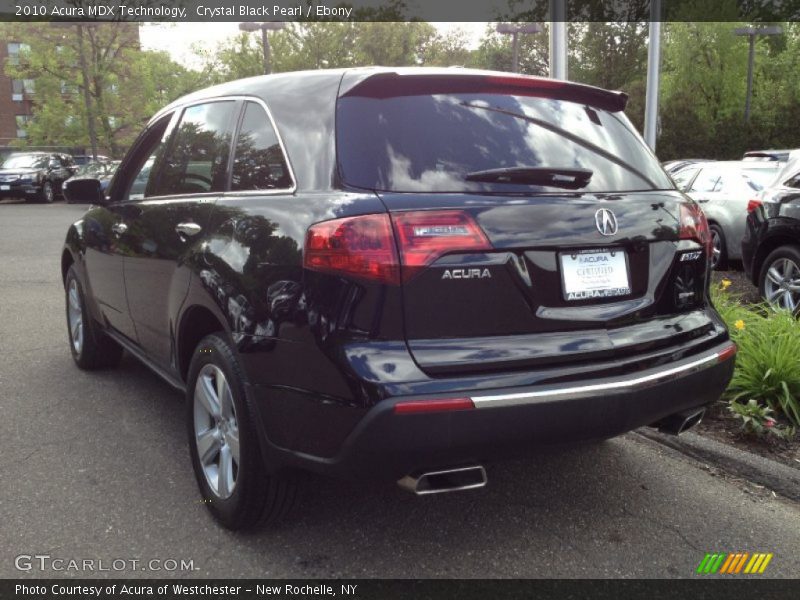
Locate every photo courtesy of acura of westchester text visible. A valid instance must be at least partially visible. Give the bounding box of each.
[0,0,799,593]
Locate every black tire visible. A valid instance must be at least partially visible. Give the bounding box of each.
[39,181,55,204]
[758,244,800,313]
[709,224,728,271]
[65,265,123,369]
[186,333,297,530]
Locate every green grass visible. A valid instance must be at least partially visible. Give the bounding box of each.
[711,284,800,428]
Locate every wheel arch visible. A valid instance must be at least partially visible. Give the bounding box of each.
[753,235,800,286]
[177,304,229,383]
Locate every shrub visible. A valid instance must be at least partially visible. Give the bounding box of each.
[712,283,800,429]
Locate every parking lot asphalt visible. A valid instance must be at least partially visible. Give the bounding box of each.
[1,201,799,579]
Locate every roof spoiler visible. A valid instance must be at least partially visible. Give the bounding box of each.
[340,72,628,112]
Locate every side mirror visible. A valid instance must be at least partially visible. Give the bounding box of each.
[64,178,107,205]
[48,160,60,170]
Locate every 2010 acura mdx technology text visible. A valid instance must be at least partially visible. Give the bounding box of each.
[61,68,737,530]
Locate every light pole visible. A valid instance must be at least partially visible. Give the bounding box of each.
[733,26,782,123]
[239,22,286,75]
[643,0,662,151]
[548,0,567,80]
[496,23,543,73]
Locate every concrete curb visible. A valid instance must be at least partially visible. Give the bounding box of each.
[634,428,800,503]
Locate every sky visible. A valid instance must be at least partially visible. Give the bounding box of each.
[139,22,489,69]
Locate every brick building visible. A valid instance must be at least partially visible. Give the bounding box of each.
[0,24,140,154]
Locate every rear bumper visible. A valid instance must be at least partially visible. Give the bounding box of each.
[254,341,735,480]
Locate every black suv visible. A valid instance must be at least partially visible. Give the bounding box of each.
[0,152,74,203]
[62,68,736,530]
[742,159,800,310]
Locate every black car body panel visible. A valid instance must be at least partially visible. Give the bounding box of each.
[63,68,734,481]
[742,162,800,283]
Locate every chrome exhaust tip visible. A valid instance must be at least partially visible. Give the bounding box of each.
[653,408,706,436]
[398,465,487,495]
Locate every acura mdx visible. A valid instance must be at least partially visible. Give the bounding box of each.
[62,68,736,530]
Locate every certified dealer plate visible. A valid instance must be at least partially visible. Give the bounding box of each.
[0,185,9,191]
[560,249,631,301]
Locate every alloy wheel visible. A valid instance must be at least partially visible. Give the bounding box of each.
[193,364,240,499]
[764,257,800,312]
[710,229,722,269]
[67,279,83,353]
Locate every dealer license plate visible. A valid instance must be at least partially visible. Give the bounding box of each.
[560,249,631,301]
[0,185,9,191]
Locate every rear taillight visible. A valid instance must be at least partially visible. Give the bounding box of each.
[747,199,763,213]
[304,214,400,285]
[304,210,491,285]
[679,202,712,257]
[392,210,491,281]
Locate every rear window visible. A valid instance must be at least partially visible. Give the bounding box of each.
[741,166,780,190]
[336,87,672,193]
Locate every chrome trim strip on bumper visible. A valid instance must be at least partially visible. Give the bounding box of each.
[470,345,730,409]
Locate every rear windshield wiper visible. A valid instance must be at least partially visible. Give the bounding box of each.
[465,167,593,189]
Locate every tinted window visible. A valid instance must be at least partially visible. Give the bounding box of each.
[124,116,172,201]
[152,101,236,196]
[231,102,292,191]
[336,91,672,193]
[785,171,800,189]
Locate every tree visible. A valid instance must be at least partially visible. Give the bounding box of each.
[3,22,199,156]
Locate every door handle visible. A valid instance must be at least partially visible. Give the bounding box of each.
[111,222,128,235]
[176,222,202,238]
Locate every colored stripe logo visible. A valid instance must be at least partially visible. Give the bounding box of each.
[696,552,773,574]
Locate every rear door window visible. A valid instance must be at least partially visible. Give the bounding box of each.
[150,101,237,197]
[230,101,293,191]
[336,80,672,193]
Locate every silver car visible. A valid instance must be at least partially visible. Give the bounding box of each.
[680,161,781,269]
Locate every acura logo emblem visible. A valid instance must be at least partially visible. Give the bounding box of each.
[595,208,618,236]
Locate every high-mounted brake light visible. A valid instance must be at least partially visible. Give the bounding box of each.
[679,203,712,258]
[747,199,763,213]
[392,210,491,282]
[304,214,400,285]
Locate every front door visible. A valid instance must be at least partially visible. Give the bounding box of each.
[120,100,239,370]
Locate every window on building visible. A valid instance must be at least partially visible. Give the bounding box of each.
[60,80,78,95]
[11,79,23,101]
[15,115,30,138]
[7,42,31,66]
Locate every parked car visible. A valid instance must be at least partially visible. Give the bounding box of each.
[0,152,75,203]
[63,160,120,203]
[679,161,781,269]
[662,159,709,175]
[742,160,800,311]
[742,149,798,163]
[61,68,736,530]
[71,154,112,166]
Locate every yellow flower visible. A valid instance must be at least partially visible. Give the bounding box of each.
[734,319,745,330]
[721,279,732,290]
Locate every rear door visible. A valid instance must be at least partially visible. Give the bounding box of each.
[336,72,711,374]
[119,99,239,370]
